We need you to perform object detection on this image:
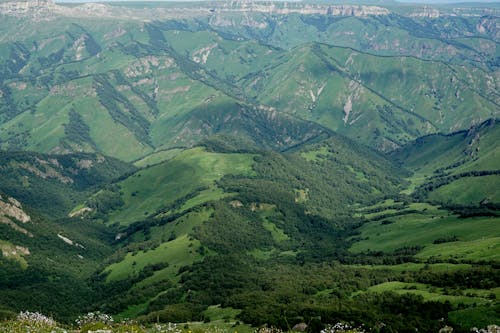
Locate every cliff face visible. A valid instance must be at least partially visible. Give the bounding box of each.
[326,5,389,17]
[0,0,55,18]
[0,0,495,21]
[409,6,441,18]
[0,1,390,20]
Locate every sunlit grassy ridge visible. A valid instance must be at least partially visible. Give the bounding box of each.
[105,235,203,282]
[364,281,496,305]
[101,147,255,226]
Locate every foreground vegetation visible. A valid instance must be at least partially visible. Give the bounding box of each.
[1,311,498,333]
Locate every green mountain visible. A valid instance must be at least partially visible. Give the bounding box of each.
[0,1,498,332]
[81,134,410,322]
[393,119,500,208]
[0,6,497,160]
[0,151,135,217]
[0,192,114,322]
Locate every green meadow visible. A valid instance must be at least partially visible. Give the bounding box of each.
[104,147,255,225]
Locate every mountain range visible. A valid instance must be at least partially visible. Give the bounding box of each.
[0,0,498,332]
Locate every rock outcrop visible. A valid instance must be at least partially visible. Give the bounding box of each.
[0,0,55,19]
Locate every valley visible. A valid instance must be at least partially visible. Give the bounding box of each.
[0,0,498,332]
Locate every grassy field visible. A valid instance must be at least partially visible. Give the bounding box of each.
[347,262,473,273]
[104,234,202,282]
[415,237,500,262]
[427,175,500,206]
[147,209,213,256]
[393,121,500,205]
[104,147,255,226]
[364,281,493,306]
[350,208,500,259]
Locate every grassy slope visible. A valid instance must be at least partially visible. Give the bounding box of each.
[100,147,255,226]
[365,281,495,306]
[0,8,498,329]
[392,120,500,206]
[243,43,498,151]
[1,14,498,159]
[349,197,499,317]
[350,209,499,261]
[105,234,203,282]
[93,133,409,320]
[427,175,500,206]
[0,151,134,217]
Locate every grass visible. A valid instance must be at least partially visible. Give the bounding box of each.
[203,305,241,322]
[365,281,491,306]
[182,321,254,333]
[347,262,472,273]
[427,175,500,206]
[105,147,255,226]
[415,237,500,262]
[150,209,213,244]
[350,212,500,257]
[0,240,28,269]
[133,149,184,168]
[116,302,150,321]
[104,234,202,282]
[301,146,331,162]
[346,165,368,182]
[260,208,289,243]
[79,96,153,161]
[176,187,232,214]
[359,202,441,220]
[394,121,500,205]
[293,189,309,203]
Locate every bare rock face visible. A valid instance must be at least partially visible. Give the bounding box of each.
[0,0,390,21]
[0,0,55,18]
[326,5,389,17]
[0,196,31,224]
[410,6,441,18]
[476,17,499,40]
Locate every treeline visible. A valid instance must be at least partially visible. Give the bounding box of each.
[414,170,500,200]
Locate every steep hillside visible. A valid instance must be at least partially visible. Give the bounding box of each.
[0,151,134,217]
[243,43,498,151]
[393,119,500,207]
[0,8,497,158]
[0,18,329,160]
[204,12,499,68]
[0,193,113,322]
